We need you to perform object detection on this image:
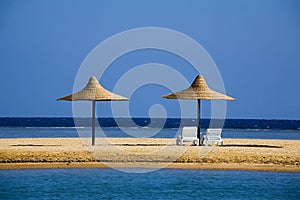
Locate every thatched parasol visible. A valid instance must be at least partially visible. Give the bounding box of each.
[162,75,235,145]
[57,76,129,145]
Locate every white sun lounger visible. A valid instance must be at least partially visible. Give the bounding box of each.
[176,127,199,146]
[204,128,223,146]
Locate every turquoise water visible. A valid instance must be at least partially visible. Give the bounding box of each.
[0,169,299,199]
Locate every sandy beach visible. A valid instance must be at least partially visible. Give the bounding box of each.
[0,138,299,172]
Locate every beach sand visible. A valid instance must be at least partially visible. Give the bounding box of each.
[0,138,299,172]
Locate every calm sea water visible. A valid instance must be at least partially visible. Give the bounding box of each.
[0,118,299,139]
[0,169,299,200]
[0,127,299,140]
[1,118,300,130]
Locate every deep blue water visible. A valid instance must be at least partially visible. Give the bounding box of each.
[0,169,299,200]
[0,127,299,140]
[0,118,299,139]
[1,118,300,130]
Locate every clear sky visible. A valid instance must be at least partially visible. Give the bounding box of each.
[0,0,299,119]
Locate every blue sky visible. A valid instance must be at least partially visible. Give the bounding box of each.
[0,0,299,119]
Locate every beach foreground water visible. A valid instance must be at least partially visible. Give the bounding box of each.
[0,138,299,172]
[0,168,299,200]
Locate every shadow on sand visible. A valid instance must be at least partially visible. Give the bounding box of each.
[221,144,282,148]
[11,144,61,147]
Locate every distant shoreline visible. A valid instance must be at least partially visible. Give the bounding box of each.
[1,138,299,172]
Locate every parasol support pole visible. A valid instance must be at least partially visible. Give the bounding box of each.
[197,99,201,145]
[92,100,96,146]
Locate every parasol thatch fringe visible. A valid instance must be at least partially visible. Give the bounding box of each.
[57,76,128,101]
[162,75,235,100]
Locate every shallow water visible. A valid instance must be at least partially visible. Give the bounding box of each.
[0,169,299,200]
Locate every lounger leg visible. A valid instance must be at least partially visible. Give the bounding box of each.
[176,135,182,146]
[192,140,198,146]
[177,135,183,146]
[204,139,208,146]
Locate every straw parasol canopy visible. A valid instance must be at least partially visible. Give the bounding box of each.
[162,75,235,145]
[162,75,234,100]
[57,76,129,145]
[57,76,128,101]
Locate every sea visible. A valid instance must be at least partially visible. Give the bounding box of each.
[0,169,299,200]
[0,117,299,140]
[0,118,299,199]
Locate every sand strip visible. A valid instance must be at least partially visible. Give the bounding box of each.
[0,138,299,172]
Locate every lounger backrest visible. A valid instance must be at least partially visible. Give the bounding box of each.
[182,127,197,138]
[206,128,222,139]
